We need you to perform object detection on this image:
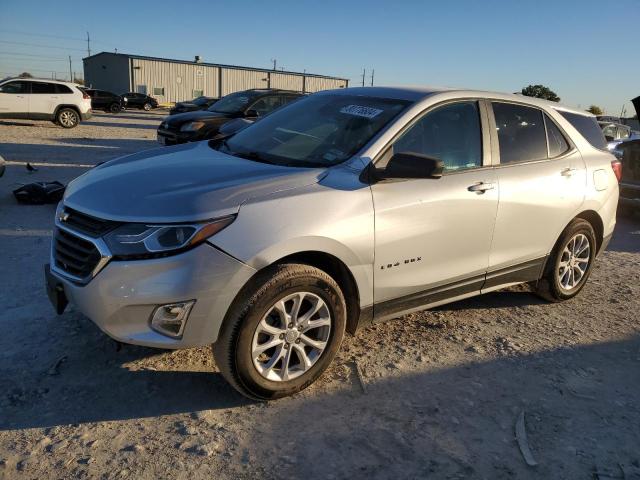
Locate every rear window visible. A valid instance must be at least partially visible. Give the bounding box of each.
[492,102,548,164]
[557,111,607,150]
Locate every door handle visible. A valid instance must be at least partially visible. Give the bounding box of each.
[468,182,495,193]
[561,167,577,177]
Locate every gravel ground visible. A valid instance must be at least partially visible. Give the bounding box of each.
[0,112,639,479]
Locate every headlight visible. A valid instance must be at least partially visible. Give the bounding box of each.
[104,216,235,258]
[180,121,206,132]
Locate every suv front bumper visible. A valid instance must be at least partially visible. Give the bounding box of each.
[47,243,255,348]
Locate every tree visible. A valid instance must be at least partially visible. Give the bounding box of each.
[521,84,560,102]
[73,76,85,85]
[18,72,33,78]
[586,105,603,115]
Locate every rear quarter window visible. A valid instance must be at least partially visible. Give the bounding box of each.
[557,111,607,150]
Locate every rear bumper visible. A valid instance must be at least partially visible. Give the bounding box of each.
[49,243,256,348]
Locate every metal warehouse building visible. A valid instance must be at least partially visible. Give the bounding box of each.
[83,52,349,103]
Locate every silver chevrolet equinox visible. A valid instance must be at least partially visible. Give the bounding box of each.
[45,87,619,399]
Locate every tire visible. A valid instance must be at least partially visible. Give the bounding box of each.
[56,108,79,128]
[213,263,346,400]
[536,218,597,302]
[143,102,152,111]
[109,103,121,114]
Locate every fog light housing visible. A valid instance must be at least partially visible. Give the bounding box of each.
[150,300,195,338]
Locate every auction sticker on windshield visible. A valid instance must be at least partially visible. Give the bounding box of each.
[340,105,383,119]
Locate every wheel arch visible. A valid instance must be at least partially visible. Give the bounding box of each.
[574,210,604,253]
[272,250,362,335]
[54,104,81,118]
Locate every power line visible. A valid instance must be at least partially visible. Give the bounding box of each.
[0,40,87,52]
[0,29,87,42]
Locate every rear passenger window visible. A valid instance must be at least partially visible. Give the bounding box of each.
[492,102,547,164]
[557,110,607,150]
[394,101,482,171]
[544,114,570,157]
[31,82,57,94]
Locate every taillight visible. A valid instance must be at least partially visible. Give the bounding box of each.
[82,91,90,100]
[611,159,622,182]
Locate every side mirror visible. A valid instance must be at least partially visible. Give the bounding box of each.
[374,152,444,180]
[244,109,259,118]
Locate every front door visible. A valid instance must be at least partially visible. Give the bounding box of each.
[371,100,498,316]
[485,101,586,285]
[0,80,30,117]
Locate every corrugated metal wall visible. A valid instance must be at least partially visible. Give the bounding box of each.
[304,76,348,92]
[85,53,348,103]
[131,58,220,102]
[221,68,269,95]
[270,72,303,91]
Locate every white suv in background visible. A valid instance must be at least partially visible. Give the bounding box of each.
[0,78,92,128]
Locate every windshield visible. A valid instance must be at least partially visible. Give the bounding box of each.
[220,94,409,167]
[208,91,256,113]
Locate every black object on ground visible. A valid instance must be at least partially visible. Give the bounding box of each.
[13,181,65,204]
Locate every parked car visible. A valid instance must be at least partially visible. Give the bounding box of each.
[83,88,127,113]
[599,121,632,149]
[46,87,619,400]
[169,96,219,115]
[157,89,303,145]
[610,96,640,211]
[0,77,91,128]
[122,92,159,111]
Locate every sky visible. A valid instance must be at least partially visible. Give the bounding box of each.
[0,0,638,115]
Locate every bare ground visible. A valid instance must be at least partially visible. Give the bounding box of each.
[0,112,639,480]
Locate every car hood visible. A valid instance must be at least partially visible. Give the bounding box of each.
[163,110,233,127]
[63,142,326,223]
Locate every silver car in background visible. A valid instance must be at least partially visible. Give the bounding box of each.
[45,87,619,399]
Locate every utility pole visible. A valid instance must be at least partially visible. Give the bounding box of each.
[370,69,374,86]
[68,56,73,82]
[86,32,91,57]
[271,58,276,70]
[361,68,366,87]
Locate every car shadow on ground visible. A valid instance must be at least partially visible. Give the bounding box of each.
[608,214,640,253]
[82,121,159,130]
[246,335,640,479]
[96,112,168,121]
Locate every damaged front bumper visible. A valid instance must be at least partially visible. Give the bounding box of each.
[45,243,255,348]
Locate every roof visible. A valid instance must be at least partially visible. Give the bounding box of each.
[318,85,591,116]
[82,52,348,81]
[1,76,81,86]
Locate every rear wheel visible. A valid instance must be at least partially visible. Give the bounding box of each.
[56,108,79,128]
[213,264,346,400]
[109,103,121,113]
[143,102,152,111]
[536,219,596,302]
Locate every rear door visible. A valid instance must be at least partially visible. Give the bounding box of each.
[0,80,31,117]
[30,81,59,116]
[372,100,498,311]
[485,101,586,288]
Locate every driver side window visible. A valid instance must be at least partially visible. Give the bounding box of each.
[250,96,282,116]
[393,101,483,171]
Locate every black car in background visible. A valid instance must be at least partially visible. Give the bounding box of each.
[169,96,219,115]
[122,92,159,111]
[157,89,303,145]
[83,89,127,113]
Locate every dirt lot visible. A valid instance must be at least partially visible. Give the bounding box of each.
[1,112,639,480]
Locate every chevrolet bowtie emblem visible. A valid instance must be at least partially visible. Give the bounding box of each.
[59,212,70,222]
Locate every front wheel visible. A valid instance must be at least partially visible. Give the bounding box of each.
[56,108,79,128]
[536,218,596,302]
[213,264,346,400]
[109,103,121,113]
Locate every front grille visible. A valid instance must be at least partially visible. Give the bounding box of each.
[53,228,102,279]
[61,208,120,237]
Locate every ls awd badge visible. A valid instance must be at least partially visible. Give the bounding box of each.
[380,257,422,270]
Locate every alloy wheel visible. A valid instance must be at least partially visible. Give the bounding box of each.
[557,233,590,290]
[251,291,332,382]
[59,111,77,127]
